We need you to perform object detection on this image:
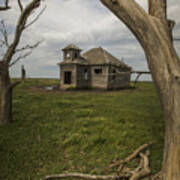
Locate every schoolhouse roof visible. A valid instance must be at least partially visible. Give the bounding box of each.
[83,47,131,69]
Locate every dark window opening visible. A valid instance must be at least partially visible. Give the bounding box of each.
[64,71,72,84]
[112,69,116,80]
[74,52,78,59]
[94,68,102,74]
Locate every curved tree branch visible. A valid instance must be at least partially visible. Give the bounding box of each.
[100,0,157,46]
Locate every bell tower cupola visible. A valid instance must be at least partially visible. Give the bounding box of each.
[62,44,82,61]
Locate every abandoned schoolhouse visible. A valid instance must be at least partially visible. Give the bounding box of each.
[58,44,132,89]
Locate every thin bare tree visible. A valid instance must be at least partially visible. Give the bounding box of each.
[0,0,44,124]
[99,0,180,179]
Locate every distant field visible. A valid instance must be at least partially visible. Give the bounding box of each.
[0,79,164,180]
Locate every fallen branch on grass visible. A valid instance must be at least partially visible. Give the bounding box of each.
[43,172,130,180]
[129,150,151,180]
[151,171,162,180]
[109,142,152,172]
[43,142,160,180]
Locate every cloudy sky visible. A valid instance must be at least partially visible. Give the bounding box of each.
[1,0,180,80]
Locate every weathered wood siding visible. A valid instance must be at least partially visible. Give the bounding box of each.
[108,66,131,89]
[76,65,91,89]
[91,65,109,89]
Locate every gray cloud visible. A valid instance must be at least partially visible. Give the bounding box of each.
[0,0,179,81]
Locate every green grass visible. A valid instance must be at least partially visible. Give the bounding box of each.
[0,79,164,180]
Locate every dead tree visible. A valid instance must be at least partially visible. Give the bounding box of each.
[99,0,180,179]
[0,0,44,125]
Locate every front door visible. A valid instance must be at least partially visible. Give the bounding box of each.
[64,71,72,84]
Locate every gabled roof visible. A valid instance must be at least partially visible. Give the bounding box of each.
[82,47,131,69]
[62,44,81,51]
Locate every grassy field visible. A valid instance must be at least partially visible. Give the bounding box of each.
[0,79,164,180]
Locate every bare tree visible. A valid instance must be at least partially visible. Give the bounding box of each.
[0,0,44,125]
[99,0,180,179]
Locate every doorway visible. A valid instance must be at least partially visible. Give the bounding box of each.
[64,71,72,84]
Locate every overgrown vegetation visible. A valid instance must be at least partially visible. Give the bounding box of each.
[0,79,164,179]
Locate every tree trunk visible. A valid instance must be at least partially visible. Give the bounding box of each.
[144,39,180,180]
[0,65,12,125]
[139,11,180,180]
[100,1,180,179]
[163,91,180,180]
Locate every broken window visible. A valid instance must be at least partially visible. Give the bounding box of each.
[94,68,102,74]
[64,71,72,84]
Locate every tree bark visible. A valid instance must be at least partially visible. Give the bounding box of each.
[0,64,12,124]
[148,0,167,20]
[100,0,180,179]
[144,30,180,180]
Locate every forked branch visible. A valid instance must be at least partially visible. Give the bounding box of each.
[109,142,152,170]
